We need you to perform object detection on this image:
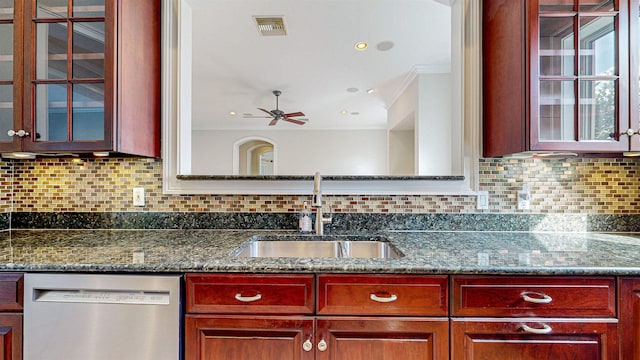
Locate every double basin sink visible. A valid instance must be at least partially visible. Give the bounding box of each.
[233,235,403,259]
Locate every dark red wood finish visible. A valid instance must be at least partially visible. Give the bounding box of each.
[185,315,314,360]
[317,274,448,316]
[0,314,22,360]
[451,276,616,317]
[0,1,23,153]
[186,273,315,315]
[451,318,618,360]
[618,277,640,359]
[16,0,159,156]
[0,274,22,312]
[316,317,449,360]
[482,0,528,157]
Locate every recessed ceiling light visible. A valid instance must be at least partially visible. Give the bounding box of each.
[229,111,237,116]
[346,87,359,93]
[340,110,348,115]
[366,88,374,94]
[354,41,368,51]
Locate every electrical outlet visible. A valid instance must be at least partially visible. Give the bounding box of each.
[476,191,489,210]
[517,189,531,210]
[133,187,145,207]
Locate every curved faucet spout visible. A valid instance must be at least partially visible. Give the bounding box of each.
[311,171,331,235]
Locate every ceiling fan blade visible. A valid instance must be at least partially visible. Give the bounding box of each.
[284,111,305,117]
[268,118,278,126]
[284,118,308,125]
[258,108,276,117]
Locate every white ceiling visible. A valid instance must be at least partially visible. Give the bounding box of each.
[187,0,452,130]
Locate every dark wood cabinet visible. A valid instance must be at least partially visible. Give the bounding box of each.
[0,274,22,360]
[483,0,639,156]
[451,318,618,360]
[185,273,449,360]
[619,277,640,359]
[450,275,618,360]
[0,0,159,157]
[316,317,448,360]
[185,315,314,360]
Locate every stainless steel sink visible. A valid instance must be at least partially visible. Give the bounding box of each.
[233,237,403,259]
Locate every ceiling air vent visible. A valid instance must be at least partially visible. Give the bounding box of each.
[253,16,287,36]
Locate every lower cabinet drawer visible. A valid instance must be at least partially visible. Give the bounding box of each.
[450,318,619,360]
[0,274,23,311]
[451,276,616,317]
[186,273,315,314]
[317,274,448,316]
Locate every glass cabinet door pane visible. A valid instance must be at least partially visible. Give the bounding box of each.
[579,80,616,140]
[36,22,68,80]
[72,83,103,140]
[36,84,68,141]
[73,22,104,78]
[540,80,576,141]
[0,85,12,142]
[540,17,575,76]
[36,0,67,18]
[540,0,574,12]
[0,23,12,80]
[73,0,104,17]
[0,0,13,20]
[579,17,615,76]
[579,0,614,12]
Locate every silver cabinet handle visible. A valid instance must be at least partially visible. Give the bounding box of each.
[521,323,552,334]
[234,293,262,302]
[521,291,552,304]
[317,340,327,352]
[7,129,29,137]
[370,293,398,303]
[302,340,313,352]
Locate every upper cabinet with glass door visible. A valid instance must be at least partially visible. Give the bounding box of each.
[1,0,160,157]
[0,0,22,153]
[483,0,639,156]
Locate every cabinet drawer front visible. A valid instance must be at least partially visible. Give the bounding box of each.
[452,276,615,317]
[317,274,448,316]
[451,318,619,360]
[186,274,314,314]
[0,274,23,311]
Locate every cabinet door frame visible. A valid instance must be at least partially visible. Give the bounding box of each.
[631,0,640,150]
[22,0,115,153]
[0,0,23,153]
[185,314,315,360]
[316,316,449,360]
[529,0,631,152]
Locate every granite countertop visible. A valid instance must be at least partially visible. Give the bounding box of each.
[2,229,640,275]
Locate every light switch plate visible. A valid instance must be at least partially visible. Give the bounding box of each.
[476,191,489,210]
[133,187,145,207]
[517,190,530,210]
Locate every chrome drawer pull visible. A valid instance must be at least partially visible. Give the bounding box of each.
[370,293,398,303]
[521,291,552,304]
[234,293,262,302]
[521,323,552,334]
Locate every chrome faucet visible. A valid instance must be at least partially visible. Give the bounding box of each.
[312,171,332,235]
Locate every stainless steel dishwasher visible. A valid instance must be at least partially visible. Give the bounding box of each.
[24,273,181,360]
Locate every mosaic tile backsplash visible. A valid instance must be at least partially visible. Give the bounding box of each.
[1,157,639,214]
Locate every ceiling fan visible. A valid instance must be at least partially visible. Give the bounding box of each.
[244,90,308,126]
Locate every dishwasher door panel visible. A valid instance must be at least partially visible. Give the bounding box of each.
[24,273,181,360]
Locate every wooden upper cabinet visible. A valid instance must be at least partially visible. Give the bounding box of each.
[0,0,160,157]
[483,0,638,156]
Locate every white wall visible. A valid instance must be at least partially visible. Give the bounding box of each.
[191,129,387,175]
[418,73,453,175]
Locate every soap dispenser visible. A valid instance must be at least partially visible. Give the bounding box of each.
[299,201,312,233]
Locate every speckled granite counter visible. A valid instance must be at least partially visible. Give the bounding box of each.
[3,229,640,275]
